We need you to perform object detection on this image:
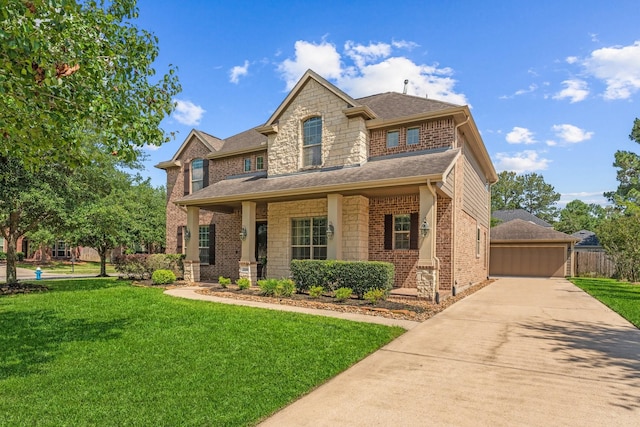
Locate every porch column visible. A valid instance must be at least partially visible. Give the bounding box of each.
[416,185,439,300]
[184,206,200,282]
[327,194,343,260]
[239,201,258,285]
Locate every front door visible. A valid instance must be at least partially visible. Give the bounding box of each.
[256,222,267,278]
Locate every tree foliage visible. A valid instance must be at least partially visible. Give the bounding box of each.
[554,199,606,234]
[596,213,640,282]
[491,171,561,222]
[0,0,181,168]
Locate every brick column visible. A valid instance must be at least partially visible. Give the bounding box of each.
[416,185,439,300]
[184,206,200,282]
[327,194,343,260]
[239,201,257,285]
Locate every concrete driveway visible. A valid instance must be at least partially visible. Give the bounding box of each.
[260,277,640,426]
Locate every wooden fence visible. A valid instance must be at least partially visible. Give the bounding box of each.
[574,250,616,278]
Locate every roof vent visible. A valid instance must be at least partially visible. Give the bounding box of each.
[403,79,408,94]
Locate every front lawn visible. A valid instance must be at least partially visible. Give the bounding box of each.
[17,260,116,275]
[570,277,640,328]
[0,279,404,426]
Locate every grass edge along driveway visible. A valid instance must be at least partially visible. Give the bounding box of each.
[0,278,404,426]
[570,277,640,328]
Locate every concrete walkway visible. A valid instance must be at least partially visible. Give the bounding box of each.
[257,277,640,426]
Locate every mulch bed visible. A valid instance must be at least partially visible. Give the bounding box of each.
[192,280,495,322]
[0,282,49,296]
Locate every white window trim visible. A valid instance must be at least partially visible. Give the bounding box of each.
[407,127,420,145]
[302,117,323,167]
[386,130,400,148]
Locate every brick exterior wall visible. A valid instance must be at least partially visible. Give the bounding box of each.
[436,195,453,291]
[369,195,420,288]
[267,79,368,176]
[369,118,455,158]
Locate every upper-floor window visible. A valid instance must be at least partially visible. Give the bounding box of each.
[191,158,204,192]
[256,156,264,170]
[407,127,420,145]
[244,158,251,172]
[303,117,322,167]
[386,130,399,148]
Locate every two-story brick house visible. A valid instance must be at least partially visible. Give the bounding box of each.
[156,70,497,300]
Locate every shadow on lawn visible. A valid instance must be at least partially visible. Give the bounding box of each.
[0,309,128,380]
[519,319,640,411]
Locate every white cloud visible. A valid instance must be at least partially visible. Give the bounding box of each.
[277,40,342,90]
[276,39,467,105]
[391,40,419,50]
[506,127,536,144]
[566,56,579,64]
[230,60,250,84]
[494,150,550,173]
[553,79,589,103]
[173,99,205,126]
[582,41,640,100]
[545,140,557,147]
[559,191,610,207]
[552,124,594,143]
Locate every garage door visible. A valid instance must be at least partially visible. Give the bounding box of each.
[490,246,565,277]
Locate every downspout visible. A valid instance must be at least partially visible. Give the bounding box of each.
[454,114,470,148]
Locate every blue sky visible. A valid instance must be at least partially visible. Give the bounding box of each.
[135,0,640,207]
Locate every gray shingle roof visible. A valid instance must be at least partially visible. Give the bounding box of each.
[178,148,460,205]
[212,128,267,156]
[571,230,601,247]
[356,92,460,121]
[492,209,553,228]
[491,219,578,242]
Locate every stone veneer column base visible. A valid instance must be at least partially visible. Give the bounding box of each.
[239,261,258,286]
[183,260,201,283]
[416,266,438,300]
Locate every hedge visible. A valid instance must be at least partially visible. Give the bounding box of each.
[113,254,184,280]
[290,259,394,299]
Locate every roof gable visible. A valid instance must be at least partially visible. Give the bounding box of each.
[172,129,223,162]
[572,230,602,247]
[492,209,553,227]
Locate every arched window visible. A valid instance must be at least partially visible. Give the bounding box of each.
[303,117,322,167]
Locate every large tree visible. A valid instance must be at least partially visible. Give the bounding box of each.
[554,199,606,234]
[491,171,560,222]
[605,118,640,211]
[0,0,180,168]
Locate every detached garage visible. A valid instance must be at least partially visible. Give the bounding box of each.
[490,219,578,278]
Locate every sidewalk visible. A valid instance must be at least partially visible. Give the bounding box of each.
[0,264,102,283]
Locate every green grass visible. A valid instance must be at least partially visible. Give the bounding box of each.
[570,277,640,328]
[17,260,116,275]
[0,278,404,426]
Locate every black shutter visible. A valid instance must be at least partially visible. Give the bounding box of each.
[202,159,209,188]
[177,226,183,253]
[208,223,215,265]
[410,212,419,250]
[384,214,393,250]
[183,163,190,195]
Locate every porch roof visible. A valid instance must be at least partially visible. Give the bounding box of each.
[176,148,460,210]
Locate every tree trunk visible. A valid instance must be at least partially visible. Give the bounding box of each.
[5,212,22,284]
[99,248,108,277]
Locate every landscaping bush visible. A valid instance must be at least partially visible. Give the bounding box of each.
[290,260,394,299]
[152,269,176,285]
[236,277,251,290]
[147,254,184,279]
[363,288,388,305]
[218,276,232,288]
[0,251,6,261]
[308,285,324,298]
[334,287,353,302]
[113,254,150,279]
[258,278,295,297]
[16,252,24,261]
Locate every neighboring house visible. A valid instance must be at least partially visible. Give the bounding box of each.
[490,219,578,278]
[571,230,602,251]
[571,230,615,278]
[491,209,553,228]
[157,70,498,300]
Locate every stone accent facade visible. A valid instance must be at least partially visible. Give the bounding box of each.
[342,196,369,261]
[267,79,368,176]
[369,118,455,158]
[368,195,420,288]
[416,266,438,299]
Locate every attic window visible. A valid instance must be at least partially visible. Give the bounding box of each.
[303,117,322,167]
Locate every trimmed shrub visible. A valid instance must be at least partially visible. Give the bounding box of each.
[152,269,176,285]
[290,259,394,299]
[364,288,388,305]
[334,287,353,302]
[16,252,24,261]
[308,285,324,298]
[147,254,184,279]
[0,252,6,261]
[218,276,231,288]
[113,254,150,279]
[258,278,295,297]
[257,278,279,296]
[236,277,251,290]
